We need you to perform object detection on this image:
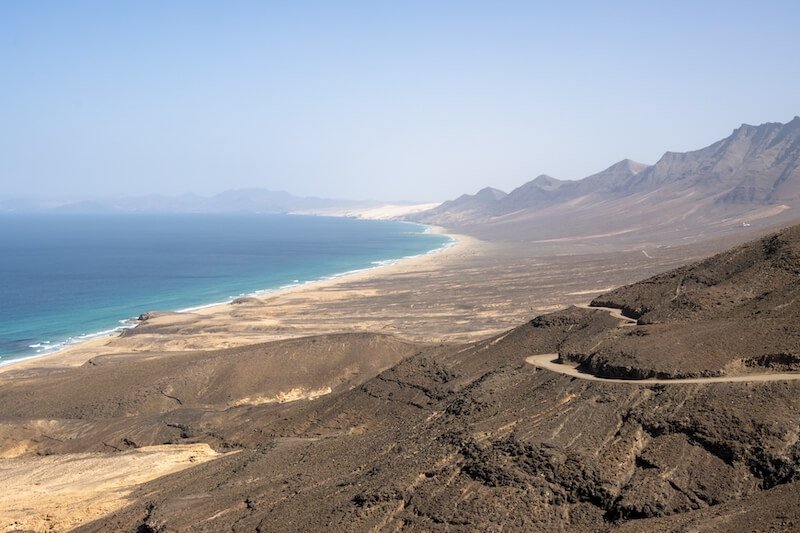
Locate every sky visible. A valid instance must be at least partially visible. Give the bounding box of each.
[1,1,799,202]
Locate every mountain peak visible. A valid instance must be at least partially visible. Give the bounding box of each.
[475,187,508,200]
[529,175,565,191]
[730,118,797,139]
[607,159,649,174]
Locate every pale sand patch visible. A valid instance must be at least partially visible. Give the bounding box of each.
[291,202,441,219]
[231,386,333,407]
[0,444,223,533]
[0,440,35,459]
[350,203,442,219]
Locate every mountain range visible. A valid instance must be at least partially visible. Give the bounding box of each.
[0,189,384,215]
[410,117,800,244]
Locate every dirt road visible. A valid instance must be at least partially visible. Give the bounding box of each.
[525,354,800,384]
[526,305,800,384]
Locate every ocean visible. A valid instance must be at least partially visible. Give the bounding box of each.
[0,213,450,364]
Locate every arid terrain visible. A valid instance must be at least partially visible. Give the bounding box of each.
[4,0,799,529]
[1,219,799,532]
[2,120,800,531]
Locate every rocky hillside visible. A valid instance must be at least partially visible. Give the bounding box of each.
[412,118,800,244]
[569,223,800,379]
[0,224,793,531]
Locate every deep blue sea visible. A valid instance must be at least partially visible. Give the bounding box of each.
[0,214,450,364]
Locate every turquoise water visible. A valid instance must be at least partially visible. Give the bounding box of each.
[0,214,450,364]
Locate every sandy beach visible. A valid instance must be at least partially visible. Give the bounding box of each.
[0,226,466,374]
[0,223,716,378]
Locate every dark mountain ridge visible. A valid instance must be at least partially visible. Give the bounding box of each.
[411,118,800,244]
[623,117,800,200]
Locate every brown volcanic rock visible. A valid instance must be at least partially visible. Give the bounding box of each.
[74,279,800,532]
[73,324,800,531]
[613,481,800,532]
[592,224,800,323]
[580,225,800,378]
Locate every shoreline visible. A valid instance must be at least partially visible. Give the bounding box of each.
[176,221,454,314]
[0,218,706,378]
[0,216,449,368]
[0,226,472,374]
[190,224,467,316]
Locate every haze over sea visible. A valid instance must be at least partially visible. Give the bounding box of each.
[0,214,450,364]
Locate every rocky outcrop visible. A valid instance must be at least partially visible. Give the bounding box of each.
[570,225,800,379]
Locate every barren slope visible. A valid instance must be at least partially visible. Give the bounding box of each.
[581,224,800,378]
[71,307,800,532]
[53,225,800,532]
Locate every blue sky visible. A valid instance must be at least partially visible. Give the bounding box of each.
[1,1,798,201]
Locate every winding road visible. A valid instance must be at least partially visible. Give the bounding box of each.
[573,303,637,325]
[525,305,800,385]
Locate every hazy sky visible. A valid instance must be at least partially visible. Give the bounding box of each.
[2,1,799,202]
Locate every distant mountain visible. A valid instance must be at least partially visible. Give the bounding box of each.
[626,119,800,202]
[412,160,648,227]
[579,158,650,192]
[0,189,383,215]
[500,175,568,211]
[419,187,508,226]
[411,117,800,243]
